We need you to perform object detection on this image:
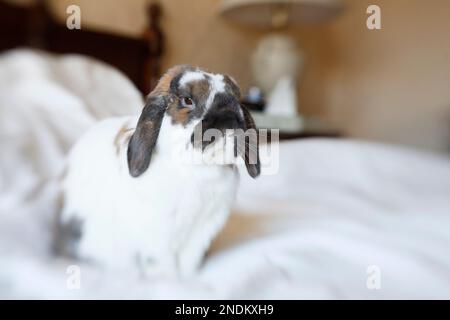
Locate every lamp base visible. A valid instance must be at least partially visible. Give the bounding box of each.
[251,33,303,117]
[265,75,298,116]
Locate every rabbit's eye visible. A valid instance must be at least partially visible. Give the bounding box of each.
[181,97,194,108]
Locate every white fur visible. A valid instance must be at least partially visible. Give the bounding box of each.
[61,113,239,277]
[204,74,225,111]
[179,71,205,87]
[208,73,226,93]
[179,71,226,112]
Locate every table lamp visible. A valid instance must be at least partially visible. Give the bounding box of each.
[220,0,343,117]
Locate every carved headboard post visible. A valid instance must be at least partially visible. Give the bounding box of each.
[0,0,164,96]
[26,0,49,48]
[142,2,164,94]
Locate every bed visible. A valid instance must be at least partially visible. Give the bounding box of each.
[1,2,450,300]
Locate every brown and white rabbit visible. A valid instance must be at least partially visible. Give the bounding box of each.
[57,65,260,277]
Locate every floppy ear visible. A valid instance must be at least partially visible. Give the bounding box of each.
[127,95,166,177]
[127,64,191,177]
[240,104,261,178]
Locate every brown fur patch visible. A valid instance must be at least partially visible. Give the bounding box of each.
[167,78,210,125]
[114,124,134,156]
[149,64,193,97]
[168,106,190,124]
[186,78,210,101]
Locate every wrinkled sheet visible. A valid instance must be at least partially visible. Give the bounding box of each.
[1,50,450,299]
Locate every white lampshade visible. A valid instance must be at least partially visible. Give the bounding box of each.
[219,0,344,27]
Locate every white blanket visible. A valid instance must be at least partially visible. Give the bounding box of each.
[1,50,450,299]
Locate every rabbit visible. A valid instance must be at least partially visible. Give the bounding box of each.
[56,65,260,277]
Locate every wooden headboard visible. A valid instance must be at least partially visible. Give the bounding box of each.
[0,0,164,95]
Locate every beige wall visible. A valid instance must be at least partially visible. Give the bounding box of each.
[42,0,450,152]
[47,0,267,100]
[326,0,450,152]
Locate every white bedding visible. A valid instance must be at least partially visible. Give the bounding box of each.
[1,50,450,299]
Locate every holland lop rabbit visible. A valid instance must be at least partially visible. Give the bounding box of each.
[57,65,260,277]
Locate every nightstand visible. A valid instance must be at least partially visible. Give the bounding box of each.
[250,112,342,141]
